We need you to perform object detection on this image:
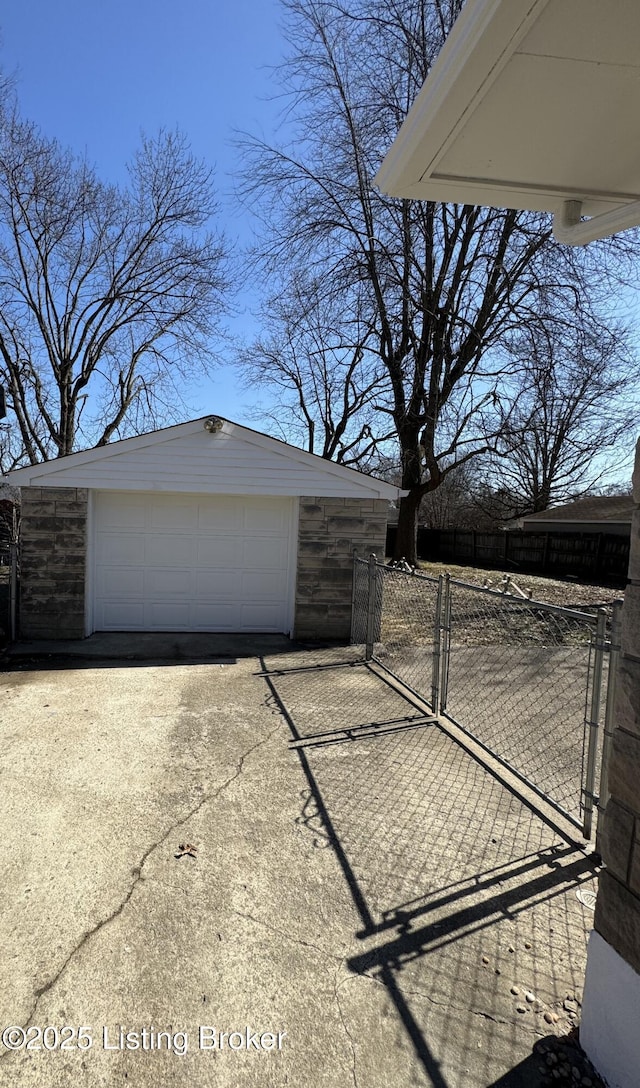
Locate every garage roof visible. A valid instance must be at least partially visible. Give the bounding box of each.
[3,417,403,500]
[375,0,640,244]
[522,494,635,525]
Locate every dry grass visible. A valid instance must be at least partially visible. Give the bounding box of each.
[414,561,624,609]
[374,560,620,655]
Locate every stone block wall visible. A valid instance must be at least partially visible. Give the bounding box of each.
[294,496,388,640]
[20,487,88,639]
[595,440,640,970]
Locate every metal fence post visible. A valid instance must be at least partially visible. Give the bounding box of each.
[430,575,443,712]
[365,553,378,661]
[583,608,607,840]
[350,548,359,645]
[439,573,451,712]
[597,600,623,844]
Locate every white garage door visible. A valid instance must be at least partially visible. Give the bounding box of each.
[92,491,295,632]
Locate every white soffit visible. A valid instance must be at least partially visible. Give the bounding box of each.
[375,0,640,243]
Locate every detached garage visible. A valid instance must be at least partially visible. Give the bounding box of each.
[5,417,401,641]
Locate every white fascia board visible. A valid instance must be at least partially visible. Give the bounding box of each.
[375,0,549,197]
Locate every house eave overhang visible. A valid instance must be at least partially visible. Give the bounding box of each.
[375,0,640,245]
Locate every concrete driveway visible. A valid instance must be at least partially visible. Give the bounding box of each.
[0,636,603,1087]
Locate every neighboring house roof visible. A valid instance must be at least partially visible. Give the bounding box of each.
[375,0,640,244]
[521,496,635,525]
[1,417,404,500]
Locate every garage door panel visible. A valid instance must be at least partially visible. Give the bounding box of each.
[145,569,192,596]
[93,491,293,632]
[242,570,288,599]
[149,499,199,531]
[96,494,145,530]
[240,602,285,629]
[97,568,144,598]
[243,537,289,568]
[96,535,145,565]
[196,537,243,566]
[243,504,288,532]
[197,499,244,530]
[146,536,196,566]
[195,570,243,598]
[192,602,242,629]
[102,600,146,628]
[146,600,192,628]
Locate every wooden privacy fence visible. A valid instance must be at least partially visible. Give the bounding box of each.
[386,526,630,585]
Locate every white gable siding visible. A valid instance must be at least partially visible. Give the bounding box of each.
[7,423,398,500]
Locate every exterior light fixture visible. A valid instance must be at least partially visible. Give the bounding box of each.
[203,416,224,434]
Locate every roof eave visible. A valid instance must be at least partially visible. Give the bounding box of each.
[375,0,550,198]
[375,0,640,246]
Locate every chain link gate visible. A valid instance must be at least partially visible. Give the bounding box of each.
[351,554,621,838]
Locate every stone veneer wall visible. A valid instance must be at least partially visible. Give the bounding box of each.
[20,487,88,639]
[294,496,388,640]
[596,442,640,966]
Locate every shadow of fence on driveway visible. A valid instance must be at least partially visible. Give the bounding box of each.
[259,648,600,1088]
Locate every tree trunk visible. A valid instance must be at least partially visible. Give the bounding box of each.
[394,489,422,564]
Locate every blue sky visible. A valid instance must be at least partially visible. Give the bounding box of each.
[0,0,288,424]
[1,5,637,489]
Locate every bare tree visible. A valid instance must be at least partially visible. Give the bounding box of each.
[239,0,638,562]
[479,323,639,517]
[418,460,484,530]
[241,277,394,466]
[0,103,230,470]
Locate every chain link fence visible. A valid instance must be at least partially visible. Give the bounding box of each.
[351,554,621,838]
[353,556,441,705]
[442,578,615,835]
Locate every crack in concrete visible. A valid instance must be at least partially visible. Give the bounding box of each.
[1,722,280,1059]
[472,1009,513,1028]
[334,972,360,1088]
[351,968,545,1035]
[230,907,344,965]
